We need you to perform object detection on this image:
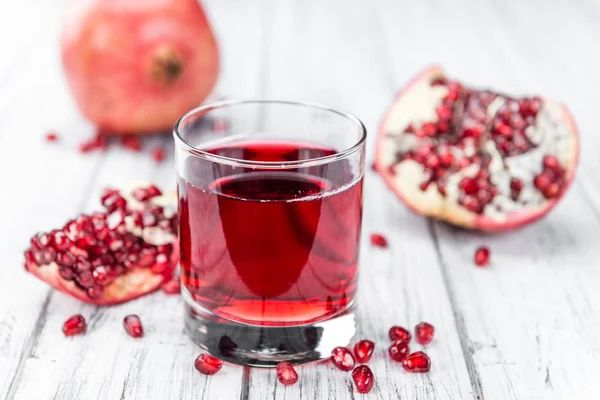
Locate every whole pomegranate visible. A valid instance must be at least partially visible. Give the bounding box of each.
[61,0,219,135]
[376,66,579,231]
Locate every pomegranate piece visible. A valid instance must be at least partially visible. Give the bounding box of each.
[331,346,356,371]
[376,66,579,232]
[402,351,431,373]
[415,322,435,345]
[388,340,410,362]
[123,315,144,338]
[353,340,375,363]
[62,314,86,336]
[388,325,411,343]
[194,353,223,376]
[60,0,219,135]
[276,362,299,385]
[151,147,166,163]
[351,365,374,394]
[474,246,490,267]
[370,233,388,248]
[45,132,59,142]
[23,184,178,306]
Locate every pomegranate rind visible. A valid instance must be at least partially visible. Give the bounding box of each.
[376,65,579,231]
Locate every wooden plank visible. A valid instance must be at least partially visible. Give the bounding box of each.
[377,0,600,398]
[4,0,268,399]
[245,0,474,398]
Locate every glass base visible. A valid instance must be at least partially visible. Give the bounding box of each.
[183,289,356,367]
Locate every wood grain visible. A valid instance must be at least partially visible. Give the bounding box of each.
[2,0,600,398]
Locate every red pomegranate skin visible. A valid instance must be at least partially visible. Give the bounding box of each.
[61,0,220,135]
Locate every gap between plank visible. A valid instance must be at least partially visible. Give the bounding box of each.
[427,219,485,400]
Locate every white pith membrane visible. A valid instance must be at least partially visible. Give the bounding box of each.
[377,67,578,230]
[24,183,178,305]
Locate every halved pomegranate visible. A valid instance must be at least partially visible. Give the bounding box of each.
[23,184,178,305]
[376,66,579,231]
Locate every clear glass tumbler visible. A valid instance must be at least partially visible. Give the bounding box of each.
[173,100,366,366]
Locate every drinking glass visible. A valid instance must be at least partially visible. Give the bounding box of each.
[173,100,366,366]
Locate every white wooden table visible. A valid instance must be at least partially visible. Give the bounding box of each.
[2,0,600,398]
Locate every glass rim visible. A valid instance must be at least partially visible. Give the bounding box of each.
[173,99,367,169]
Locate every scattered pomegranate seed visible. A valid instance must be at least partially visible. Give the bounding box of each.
[353,340,375,363]
[388,325,411,342]
[474,246,490,267]
[331,346,355,371]
[161,278,181,295]
[388,340,410,362]
[276,362,299,385]
[370,233,388,248]
[371,162,378,172]
[415,322,435,345]
[121,136,142,152]
[351,365,374,394]
[123,314,144,338]
[402,351,431,373]
[151,147,166,163]
[79,133,107,153]
[62,314,87,337]
[194,353,223,375]
[45,132,59,142]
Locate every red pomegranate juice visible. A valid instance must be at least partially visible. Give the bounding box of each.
[179,141,363,326]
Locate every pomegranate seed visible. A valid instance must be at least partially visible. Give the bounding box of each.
[276,362,298,385]
[87,285,104,299]
[440,152,454,167]
[474,246,490,267]
[371,162,378,172]
[351,365,374,394]
[45,132,59,142]
[435,105,452,120]
[121,136,142,152]
[353,340,375,363]
[370,233,388,248]
[31,233,51,249]
[388,340,410,362]
[59,267,75,280]
[161,278,181,294]
[415,322,435,345]
[93,265,117,285]
[52,231,72,251]
[388,325,411,342]
[543,155,561,172]
[76,270,95,288]
[194,353,223,375]
[495,122,512,138]
[151,147,166,163]
[331,346,355,371]
[419,180,431,191]
[404,124,415,133]
[544,183,560,198]
[425,154,440,169]
[123,315,144,338]
[421,122,437,137]
[402,351,431,373]
[62,314,86,336]
[459,177,477,195]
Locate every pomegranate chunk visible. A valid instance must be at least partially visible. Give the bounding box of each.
[276,362,298,385]
[123,315,144,338]
[23,184,178,306]
[402,351,431,373]
[353,340,375,363]
[331,346,355,371]
[474,246,490,267]
[389,325,411,343]
[352,365,374,394]
[415,322,435,345]
[194,353,223,376]
[370,233,388,248]
[388,340,410,362]
[62,314,86,337]
[376,66,579,232]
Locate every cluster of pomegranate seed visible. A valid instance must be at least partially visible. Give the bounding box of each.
[370,233,388,248]
[457,169,497,214]
[23,184,177,303]
[72,131,168,164]
[534,155,566,199]
[387,323,433,373]
[474,246,490,267]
